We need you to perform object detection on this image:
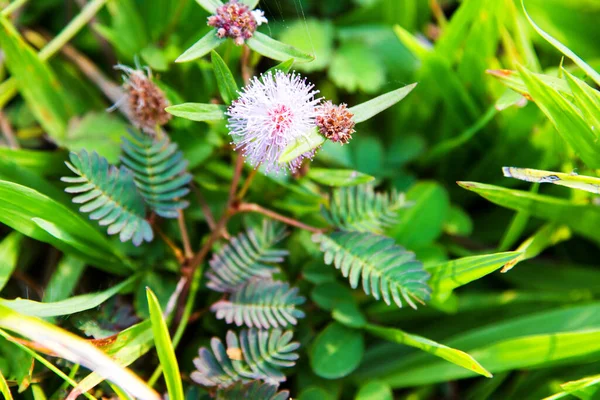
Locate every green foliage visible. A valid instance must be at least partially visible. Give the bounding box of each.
[206,221,288,292]
[211,279,305,329]
[314,232,431,308]
[321,184,408,233]
[310,322,365,379]
[216,380,290,400]
[191,329,299,387]
[121,129,191,218]
[62,150,153,246]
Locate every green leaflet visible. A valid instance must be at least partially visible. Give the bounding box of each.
[307,168,374,187]
[314,231,431,309]
[206,220,288,292]
[176,31,224,63]
[210,279,305,329]
[458,181,600,245]
[121,130,192,219]
[62,150,153,246]
[216,381,290,400]
[191,329,300,387]
[310,322,364,379]
[246,32,314,63]
[211,50,238,104]
[165,103,227,121]
[321,184,408,234]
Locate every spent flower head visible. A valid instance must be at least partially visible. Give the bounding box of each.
[113,64,171,134]
[316,101,356,145]
[208,0,268,46]
[227,71,321,174]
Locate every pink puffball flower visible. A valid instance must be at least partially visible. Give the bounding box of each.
[207,0,267,46]
[227,71,321,174]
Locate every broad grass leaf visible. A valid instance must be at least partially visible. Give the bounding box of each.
[165,103,226,121]
[310,322,364,379]
[458,181,600,245]
[356,303,600,387]
[0,305,160,400]
[364,324,492,378]
[0,16,73,141]
[0,148,68,177]
[42,255,86,303]
[247,31,314,63]
[0,180,129,273]
[349,83,417,123]
[146,288,184,400]
[0,275,137,318]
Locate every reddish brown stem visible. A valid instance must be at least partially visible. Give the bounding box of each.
[0,110,19,148]
[235,202,326,234]
[177,210,194,260]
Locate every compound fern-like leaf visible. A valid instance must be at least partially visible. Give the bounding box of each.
[62,150,153,246]
[313,231,430,308]
[322,184,408,233]
[216,380,290,400]
[206,221,288,292]
[211,279,305,329]
[121,129,191,218]
[191,329,299,388]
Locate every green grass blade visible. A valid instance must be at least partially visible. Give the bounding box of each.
[0,305,160,400]
[42,255,86,303]
[517,64,600,169]
[0,180,129,273]
[1,274,137,317]
[71,321,154,396]
[165,103,226,121]
[365,324,492,378]
[246,31,314,63]
[0,16,73,141]
[0,232,22,293]
[521,0,600,87]
[0,368,13,400]
[563,70,600,135]
[146,288,184,400]
[211,50,238,104]
[458,181,600,245]
[426,251,521,295]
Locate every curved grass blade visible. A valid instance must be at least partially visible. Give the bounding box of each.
[246,31,314,63]
[165,103,226,121]
[176,31,224,63]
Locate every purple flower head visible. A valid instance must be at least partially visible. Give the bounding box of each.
[227,71,321,174]
[208,0,268,46]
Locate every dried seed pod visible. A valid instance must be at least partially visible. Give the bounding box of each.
[315,101,356,145]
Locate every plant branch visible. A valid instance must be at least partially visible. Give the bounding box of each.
[177,210,194,260]
[241,45,252,84]
[236,166,258,201]
[235,202,326,233]
[155,224,184,264]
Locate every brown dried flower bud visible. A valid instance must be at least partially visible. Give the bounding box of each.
[208,0,268,46]
[115,65,171,134]
[315,101,356,145]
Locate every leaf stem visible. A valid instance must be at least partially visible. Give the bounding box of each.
[1,0,28,17]
[235,202,326,233]
[241,44,252,84]
[155,224,184,264]
[236,166,258,201]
